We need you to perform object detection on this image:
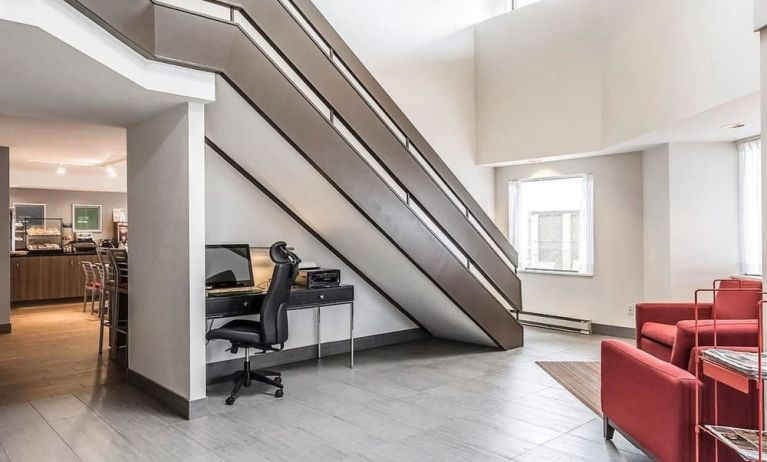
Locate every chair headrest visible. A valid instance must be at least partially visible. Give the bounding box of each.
[269,241,300,266]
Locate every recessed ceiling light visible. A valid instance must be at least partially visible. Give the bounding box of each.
[106,166,117,178]
[56,165,66,175]
[721,123,745,129]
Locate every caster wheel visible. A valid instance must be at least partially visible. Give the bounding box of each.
[274,376,282,385]
[225,397,235,405]
[275,389,284,398]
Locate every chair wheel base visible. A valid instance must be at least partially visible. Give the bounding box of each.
[275,389,283,398]
[225,396,236,405]
[274,376,282,385]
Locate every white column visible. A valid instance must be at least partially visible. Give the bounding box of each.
[127,103,206,409]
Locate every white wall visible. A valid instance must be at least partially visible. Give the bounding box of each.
[476,0,759,164]
[127,103,206,402]
[495,152,644,328]
[666,142,740,299]
[204,150,415,364]
[642,145,671,300]
[476,0,602,163]
[311,0,505,216]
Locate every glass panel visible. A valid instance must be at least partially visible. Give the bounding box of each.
[407,144,467,215]
[234,12,332,120]
[276,0,332,56]
[468,213,515,270]
[332,117,408,202]
[409,200,468,266]
[157,0,231,20]
[469,264,515,311]
[331,54,407,145]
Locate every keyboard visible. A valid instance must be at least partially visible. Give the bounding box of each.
[206,286,264,297]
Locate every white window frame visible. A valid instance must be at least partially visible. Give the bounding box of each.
[508,174,594,277]
[737,138,762,277]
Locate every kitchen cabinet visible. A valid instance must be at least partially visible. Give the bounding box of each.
[10,254,100,303]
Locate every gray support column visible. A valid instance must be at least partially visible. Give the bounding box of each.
[127,103,207,419]
[0,147,9,334]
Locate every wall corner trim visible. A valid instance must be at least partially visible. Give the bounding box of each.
[126,369,208,420]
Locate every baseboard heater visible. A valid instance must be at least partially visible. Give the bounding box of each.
[517,311,592,335]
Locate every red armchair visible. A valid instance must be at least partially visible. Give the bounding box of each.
[636,279,762,367]
[602,340,758,462]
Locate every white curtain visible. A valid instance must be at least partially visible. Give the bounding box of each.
[579,174,595,275]
[507,180,523,266]
[738,139,762,276]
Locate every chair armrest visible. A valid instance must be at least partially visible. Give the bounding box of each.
[601,339,697,462]
[636,302,713,346]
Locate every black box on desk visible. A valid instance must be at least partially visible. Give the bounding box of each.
[295,268,341,289]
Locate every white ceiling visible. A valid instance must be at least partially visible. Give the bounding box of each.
[0,18,209,192]
[0,20,193,127]
[0,114,126,172]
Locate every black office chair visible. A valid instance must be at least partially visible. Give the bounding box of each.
[206,241,300,404]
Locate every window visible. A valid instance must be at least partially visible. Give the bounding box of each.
[509,175,594,275]
[738,138,762,276]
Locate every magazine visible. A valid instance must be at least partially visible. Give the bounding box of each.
[701,349,767,380]
[705,426,767,461]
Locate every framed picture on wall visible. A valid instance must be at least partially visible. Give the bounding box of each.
[13,203,46,222]
[72,204,102,233]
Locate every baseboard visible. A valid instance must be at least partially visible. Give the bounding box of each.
[207,328,427,385]
[126,369,208,420]
[592,323,635,339]
[0,323,10,334]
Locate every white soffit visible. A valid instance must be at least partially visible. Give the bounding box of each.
[0,0,215,103]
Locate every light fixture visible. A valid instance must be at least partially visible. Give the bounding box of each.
[721,123,745,129]
[56,164,66,175]
[106,166,117,178]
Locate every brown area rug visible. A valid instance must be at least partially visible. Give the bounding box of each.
[537,361,602,416]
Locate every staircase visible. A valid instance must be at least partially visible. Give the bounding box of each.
[66,0,525,349]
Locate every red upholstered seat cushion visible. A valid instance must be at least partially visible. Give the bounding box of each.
[641,322,677,347]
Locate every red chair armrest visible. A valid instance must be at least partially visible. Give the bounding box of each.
[601,339,697,462]
[636,302,713,346]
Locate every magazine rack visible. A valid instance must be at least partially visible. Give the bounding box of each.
[694,280,764,462]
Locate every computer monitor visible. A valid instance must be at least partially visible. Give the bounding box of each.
[205,244,254,289]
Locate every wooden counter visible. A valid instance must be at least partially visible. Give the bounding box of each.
[11,254,100,303]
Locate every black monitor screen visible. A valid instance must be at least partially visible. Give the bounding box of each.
[205,245,254,289]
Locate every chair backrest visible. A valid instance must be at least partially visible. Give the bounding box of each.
[712,279,762,320]
[108,249,128,284]
[80,261,94,285]
[259,242,300,346]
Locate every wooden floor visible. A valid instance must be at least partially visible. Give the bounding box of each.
[0,302,124,405]
[536,361,602,416]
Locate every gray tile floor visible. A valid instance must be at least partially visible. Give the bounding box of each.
[0,328,650,461]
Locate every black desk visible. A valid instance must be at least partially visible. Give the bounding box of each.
[206,285,355,367]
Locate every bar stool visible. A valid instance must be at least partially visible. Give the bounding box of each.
[107,248,128,360]
[96,248,117,357]
[80,261,99,314]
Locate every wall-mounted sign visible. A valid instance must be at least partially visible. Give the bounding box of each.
[72,204,102,233]
[112,208,127,223]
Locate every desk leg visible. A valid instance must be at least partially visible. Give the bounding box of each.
[349,302,354,369]
[317,306,322,360]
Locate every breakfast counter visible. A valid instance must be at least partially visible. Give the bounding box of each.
[10,253,99,303]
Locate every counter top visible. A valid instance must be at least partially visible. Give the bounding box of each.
[11,252,97,258]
